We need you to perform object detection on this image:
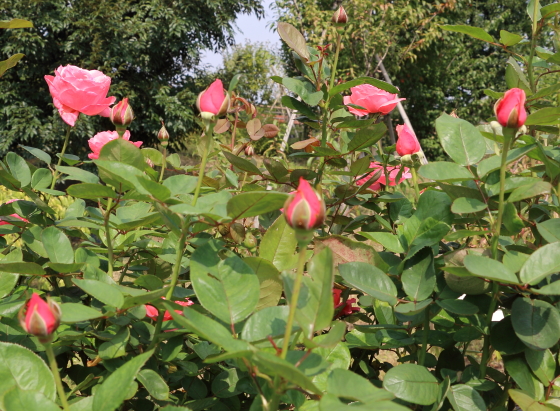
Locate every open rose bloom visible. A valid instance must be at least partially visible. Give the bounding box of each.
[356,162,412,191]
[333,289,360,317]
[344,84,405,116]
[45,65,116,126]
[88,130,142,160]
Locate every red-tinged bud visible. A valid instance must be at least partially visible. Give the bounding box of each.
[494,88,527,129]
[395,124,421,156]
[158,122,170,147]
[332,5,348,27]
[18,293,61,342]
[284,177,326,233]
[196,79,230,120]
[110,98,134,135]
[245,145,255,156]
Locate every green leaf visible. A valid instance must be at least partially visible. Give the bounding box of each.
[281,96,318,120]
[383,363,439,406]
[6,152,31,187]
[507,182,551,202]
[360,232,404,254]
[73,279,125,308]
[0,261,45,276]
[163,175,198,195]
[98,138,145,170]
[329,76,400,96]
[418,162,474,182]
[222,151,261,174]
[191,241,259,325]
[536,219,560,243]
[136,177,170,201]
[259,216,298,271]
[451,197,487,214]
[491,316,526,356]
[99,327,130,359]
[134,275,163,291]
[0,250,22,298]
[2,389,61,411]
[347,123,387,152]
[227,191,288,220]
[20,145,51,164]
[441,25,494,42]
[282,77,323,106]
[446,384,486,411]
[477,145,536,178]
[137,369,169,401]
[435,113,486,166]
[464,255,519,284]
[504,357,544,400]
[0,54,24,77]
[402,247,436,301]
[277,22,310,62]
[283,248,334,338]
[338,262,397,306]
[500,30,523,46]
[42,226,74,264]
[506,57,532,93]
[56,165,99,184]
[92,350,153,411]
[503,202,525,234]
[436,299,478,315]
[511,297,560,350]
[31,168,52,189]
[241,305,290,344]
[326,369,394,403]
[244,257,282,310]
[520,243,560,285]
[0,19,33,28]
[67,183,117,199]
[542,2,560,18]
[121,288,167,309]
[508,389,551,411]
[525,349,556,386]
[0,341,56,402]
[61,303,103,322]
[212,368,242,398]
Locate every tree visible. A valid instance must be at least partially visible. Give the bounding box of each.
[0,0,263,157]
[274,0,533,159]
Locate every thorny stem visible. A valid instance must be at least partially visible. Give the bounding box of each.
[50,123,73,190]
[45,343,70,411]
[192,122,213,206]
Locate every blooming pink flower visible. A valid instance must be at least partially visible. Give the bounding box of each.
[19,293,61,337]
[333,289,360,317]
[0,199,29,236]
[284,177,326,231]
[396,124,421,156]
[145,298,194,322]
[343,84,405,116]
[196,79,229,116]
[356,162,412,191]
[494,88,527,129]
[44,65,116,126]
[88,130,142,160]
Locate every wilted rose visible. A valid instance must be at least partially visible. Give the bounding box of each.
[44,65,116,126]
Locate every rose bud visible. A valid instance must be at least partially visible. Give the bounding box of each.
[332,5,348,27]
[344,84,405,116]
[196,79,230,120]
[158,122,170,147]
[110,97,134,128]
[395,124,421,156]
[18,293,61,342]
[494,88,527,129]
[245,144,255,156]
[284,177,326,231]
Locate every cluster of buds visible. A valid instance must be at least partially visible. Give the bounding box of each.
[19,293,61,343]
[196,79,230,121]
[283,177,326,243]
[158,121,170,148]
[494,88,527,129]
[110,97,134,137]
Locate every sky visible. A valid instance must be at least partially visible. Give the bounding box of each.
[199,0,281,69]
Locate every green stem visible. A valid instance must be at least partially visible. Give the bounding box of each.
[166,229,188,301]
[147,310,165,351]
[320,105,329,148]
[192,123,213,206]
[527,0,540,93]
[45,343,70,411]
[268,377,282,411]
[158,147,167,183]
[280,244,308,359]
[50,124,73,190]
[329,32,342,90]
[104,197,114,278]
[418,306,430,366]
[411,167,420,203]
[479,282,499,379]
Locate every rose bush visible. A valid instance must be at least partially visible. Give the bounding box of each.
[1,6,560,411]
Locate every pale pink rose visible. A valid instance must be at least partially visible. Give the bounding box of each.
[356,162,412,190]
[44,65,116,126]
[344,84,405,116]
[87,130,142,160]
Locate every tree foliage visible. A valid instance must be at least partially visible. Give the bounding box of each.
[0,0,263,156]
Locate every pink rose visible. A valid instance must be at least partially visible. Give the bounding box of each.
[356,162,411,190]
[333,289,359,317]
[494,88,527,129]
[44,65,116,126]
[145,298,194,322]
[396,124,421,156]
[19,293,61,337]
[196,79,230,116]
[343,84,405,116]
[283,177,326,231]
[87,130,142,160]
[0,199,29,236]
